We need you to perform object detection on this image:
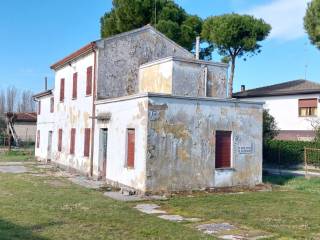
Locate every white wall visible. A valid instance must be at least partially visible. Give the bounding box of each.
[35,94,54,160]
[94,97,148,192]
[242,94,320,131]
[51,52,95,174]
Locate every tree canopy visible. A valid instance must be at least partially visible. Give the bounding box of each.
[304,0,320,50]
[263,109,279,143]
[100,0,204,52]
[202,14,271,97]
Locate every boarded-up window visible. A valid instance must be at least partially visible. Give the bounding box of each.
[86,66,92,96]
[50,97,54,113]
[84,128,91,157]
[58,129,62,152]
[36,130,40,148]
[127,129,135,168]
[215,131,232,168]
[70,128,76,154]
[299,98,317,117]
[72,72,78,99]
[60,78,65,102]
[38,101,41,115]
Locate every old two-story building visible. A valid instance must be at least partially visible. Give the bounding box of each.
[34,25,263,193]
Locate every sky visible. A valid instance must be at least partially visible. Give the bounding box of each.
[0,0,318,94]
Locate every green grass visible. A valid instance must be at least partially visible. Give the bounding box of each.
[0,149,34,162]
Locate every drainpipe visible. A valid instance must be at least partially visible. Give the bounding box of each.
[90,45,97,177]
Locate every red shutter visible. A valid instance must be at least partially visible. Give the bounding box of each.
[70,128,76,154]
[37,130,40,148]
[50,97,54,113]
[84,128,91,157]
[298,98,317,108]
[215,131,232,168]
[38,101,41,115]
[86,66,92,95]
[127,129,135,168]
[60,78,65,102]
[58,129,62,152]
[72,72,77,99]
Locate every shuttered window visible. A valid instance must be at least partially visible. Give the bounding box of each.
[58,129,62,152]
[50,97,54,113]
[72,72,78,99]
[215,131,232,168]
[70,128,76,154]
[36,130,40,148]
[84,128,91,157]
[127,129,135,168]
[298,98,317,117]
[38,101,41,115]
[60,78,65,102]
[86,66,92,96]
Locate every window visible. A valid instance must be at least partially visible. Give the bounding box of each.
[58,129,62,152]
[86,66,93,96]
[215,131,232,169]
[84,128,91,157]
[50,97,54,113]
[38,101,41,115]
[70,128,76,154]
[126,129,135,168]
[36,130,40,148]
[60,78,65,102]
[299,98,317,117]
[72,72,77,99]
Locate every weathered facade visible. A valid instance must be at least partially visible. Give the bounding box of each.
[34,25,263,193]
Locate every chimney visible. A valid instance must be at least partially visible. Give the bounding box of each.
[241,85,246,92]
[195,36,200,60]
[45,77,48,91]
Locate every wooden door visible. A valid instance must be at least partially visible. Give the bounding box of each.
[215,131,232,168]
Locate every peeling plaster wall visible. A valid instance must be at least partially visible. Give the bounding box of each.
[146,96,263,192]
[35,94,54,160]
[138,58,228,98]
[97,28,193,98]
[51,53,95,175]
[94,97,149,191]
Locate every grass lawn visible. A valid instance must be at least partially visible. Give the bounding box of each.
[0,154,320,239]
[0,149,34,162]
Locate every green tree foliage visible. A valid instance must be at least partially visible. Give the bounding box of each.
[100,0,205,53]
[263,109,279,143]
[202,14,271,97]
[304,0,320,49]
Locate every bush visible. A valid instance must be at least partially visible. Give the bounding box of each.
[264,140,320,167]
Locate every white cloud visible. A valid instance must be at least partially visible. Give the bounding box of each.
[244,0,311,41]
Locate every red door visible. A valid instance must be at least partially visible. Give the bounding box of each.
[215,131,232,168]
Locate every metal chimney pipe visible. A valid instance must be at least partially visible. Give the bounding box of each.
[241,85,246,92]
[195,36,200,60]
[45,77,48,91]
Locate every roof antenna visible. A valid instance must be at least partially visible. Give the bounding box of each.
[304,41,308,81]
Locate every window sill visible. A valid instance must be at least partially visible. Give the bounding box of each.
[298,115,317,118]
[215,168,235,171]
[125,166,135,170]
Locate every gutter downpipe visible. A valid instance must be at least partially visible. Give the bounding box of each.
[90,45,97,178]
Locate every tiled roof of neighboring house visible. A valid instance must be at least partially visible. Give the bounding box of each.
[233,80,320,98]
[33,89,53,99]
[5,112,37,123]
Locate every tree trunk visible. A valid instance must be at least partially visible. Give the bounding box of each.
[228,56,236,98]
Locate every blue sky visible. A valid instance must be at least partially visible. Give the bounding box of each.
[0,0,318,94]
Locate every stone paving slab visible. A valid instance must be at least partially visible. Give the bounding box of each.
[104,191,146,202]
[135,204,167,214]
[68,176,105,189]
[0,166,28,173]
[197,223,236,235]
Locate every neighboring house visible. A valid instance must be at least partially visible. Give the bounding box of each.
[34,25,263,193]
[233,79,320,141]
[5,112,37,144]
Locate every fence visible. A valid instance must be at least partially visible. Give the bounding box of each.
[304,147,320,177]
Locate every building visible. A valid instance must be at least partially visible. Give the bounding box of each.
[233,79,320,141]
[5,112,37,144]
[34,25,263,193]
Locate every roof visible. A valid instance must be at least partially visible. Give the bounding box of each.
[33,89,53,99]
[6,112,37,123]
[50,25,194,71]
[233,80,320,98]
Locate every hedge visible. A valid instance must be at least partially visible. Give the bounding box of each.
[264,140,320,167]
